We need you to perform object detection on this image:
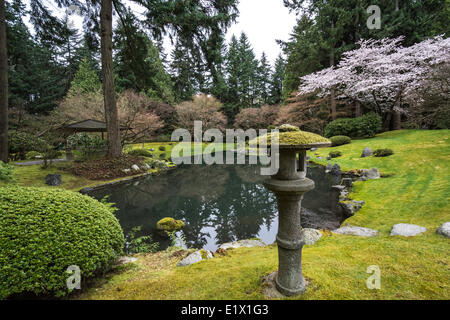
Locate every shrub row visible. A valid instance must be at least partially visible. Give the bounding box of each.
[324,113,382,138]
[330,135,351,147]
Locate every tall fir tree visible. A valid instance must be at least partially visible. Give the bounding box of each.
[114,11,174,103]
[257,52,271,105]
[270,54,285,105]
[170,38,197,102]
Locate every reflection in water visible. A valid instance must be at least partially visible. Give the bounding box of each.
[86,154,344,251]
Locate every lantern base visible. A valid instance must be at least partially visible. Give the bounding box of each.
[275,275,306,296]
[262,271,308,298]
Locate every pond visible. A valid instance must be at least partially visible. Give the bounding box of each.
[85,152,345,252]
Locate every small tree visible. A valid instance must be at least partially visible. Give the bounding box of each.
[175,94,227,135]
[117,90,164,145]
[58,90,163,145]
[233,105,280,130]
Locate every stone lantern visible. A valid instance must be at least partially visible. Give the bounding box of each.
[254,124,331,296]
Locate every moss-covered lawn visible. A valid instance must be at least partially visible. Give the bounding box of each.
[3,142,235,191]
[75,130,449,300]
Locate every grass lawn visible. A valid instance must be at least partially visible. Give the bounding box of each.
[75,130,450,300]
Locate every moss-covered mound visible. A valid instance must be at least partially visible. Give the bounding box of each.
[156,217,185,232]
[0,186,125,298]
[250,125,330,146]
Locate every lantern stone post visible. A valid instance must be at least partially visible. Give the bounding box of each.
[258,125,331,296]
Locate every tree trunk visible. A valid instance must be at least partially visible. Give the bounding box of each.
[101,0,122,158]
[393,110,401,130]
[383,112,392,132]
[0,0,8,163]
[355,100,361,117]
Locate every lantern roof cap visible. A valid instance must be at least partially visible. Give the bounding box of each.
[250,124,331,149]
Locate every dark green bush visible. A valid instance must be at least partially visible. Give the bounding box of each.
[159,146,166,151]
[0,161,15,183]
[0,187,124,298]
[374,148,394,157]
[324,113,382,138]
[329,151,342,158]
[8,131,48,160]
[127,149,153,157]
[330,135,351,147]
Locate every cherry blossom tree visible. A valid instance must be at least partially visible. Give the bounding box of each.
[298,36,450,130]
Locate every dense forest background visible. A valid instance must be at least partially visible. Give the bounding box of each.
[1,0,449,160]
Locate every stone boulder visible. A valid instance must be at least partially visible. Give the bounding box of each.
[390,223,427,237]
[332,225,379,237]
[339,200,365,217]
[177,250,213,267]
[330,164,341,175]
[360,168,380,180]
[331,185,346,191]
[300,228,322,245]
[341,178,353,188]
[361,147,374,158]
[218,239,265,251]
[131,164,140,171]
[45,174,62,186]
[436,222,450,238]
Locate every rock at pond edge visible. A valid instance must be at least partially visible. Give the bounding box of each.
[156,217,185,232]
[177,250,213,267]
[390,223,427,237]
[436,222,450,238]
[332,225,378,237]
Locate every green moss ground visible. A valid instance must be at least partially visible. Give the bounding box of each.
[2,142,234,192]
[74,130,450,300]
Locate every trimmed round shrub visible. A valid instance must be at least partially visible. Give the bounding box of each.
[329,151,342,158]
[0,187,124,299]
[324,113,382,138]
[330,135,351,147]
[127,149,153,157]
[374,148,394,157]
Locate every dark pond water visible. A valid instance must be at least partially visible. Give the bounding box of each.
[86,153,345,251]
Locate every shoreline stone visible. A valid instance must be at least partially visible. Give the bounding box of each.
[436,222,450,238]
[390,223,427,237]
[218,239,266,251]
[177,250,213,267]
[332,225,378,237]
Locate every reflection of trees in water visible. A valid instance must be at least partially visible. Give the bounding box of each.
[207,166,277,247]
[171,164,230,202]
[234,165,265,184]
[87,162,339,251]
